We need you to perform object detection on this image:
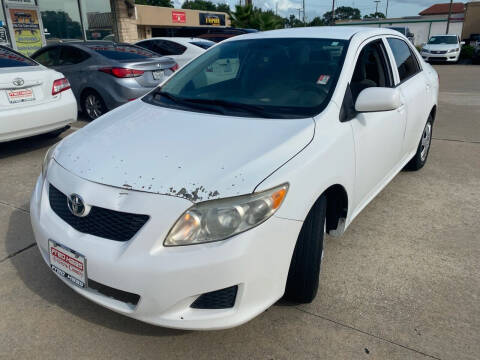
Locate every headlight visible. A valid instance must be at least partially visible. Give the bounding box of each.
[448,48,460,53]
[42,144,57,179]
[164,183,289,246]
[422,48,429,53]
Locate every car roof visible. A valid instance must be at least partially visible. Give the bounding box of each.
[225,26,403,42]
[138,37,212,44]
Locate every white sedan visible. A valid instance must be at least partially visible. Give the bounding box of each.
[0,46,77,142]
[135,37,215,67]
[421,34,464,63]
[31,27,438,330]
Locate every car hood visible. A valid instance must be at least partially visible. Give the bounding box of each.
[55,100,315,202]
[424,44,458,51]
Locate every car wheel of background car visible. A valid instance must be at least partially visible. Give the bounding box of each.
[405,115,433,171]
[284,194,327,303]
[82,90,107,121]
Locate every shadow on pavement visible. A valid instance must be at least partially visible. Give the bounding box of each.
[5,205,188,337]
[0,133,61,160]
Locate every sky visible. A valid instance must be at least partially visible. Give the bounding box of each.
[173,0,458,20]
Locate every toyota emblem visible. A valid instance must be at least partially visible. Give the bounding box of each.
[12,78,24,87]
[67,194,89,217]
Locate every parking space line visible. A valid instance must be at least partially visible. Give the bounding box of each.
[294,307,442,360]
[432,137,480,144]
[0,201,29,214]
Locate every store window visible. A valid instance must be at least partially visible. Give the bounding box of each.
[39,0,83,42]
[80,0,113,41]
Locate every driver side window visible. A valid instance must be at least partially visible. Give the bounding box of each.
[350,40,393,102]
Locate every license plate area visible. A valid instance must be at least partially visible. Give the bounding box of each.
[7,88,35,103]
[48,240,87,288]
[152,70,163,80]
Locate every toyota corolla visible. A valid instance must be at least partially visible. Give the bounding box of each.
[31,27,439,330]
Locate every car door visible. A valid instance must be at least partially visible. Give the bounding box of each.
[348,38,407,212]
[385,37,428,158]
[55,45,91,100]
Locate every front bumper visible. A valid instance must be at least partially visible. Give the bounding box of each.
[421,51,460,62]
[30,162,302,329]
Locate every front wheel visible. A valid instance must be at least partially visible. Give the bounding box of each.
[284,195,327,303]
[82,90,107,121]
[405,116,433,171]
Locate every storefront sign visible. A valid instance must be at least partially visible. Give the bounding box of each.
[172,11,186,23]
[199,13,225,26]
[0,27,8,44]
[8,8,43,56]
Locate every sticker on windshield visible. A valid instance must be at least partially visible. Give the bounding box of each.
[317,75,330,85]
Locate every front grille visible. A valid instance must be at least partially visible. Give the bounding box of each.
[88,278,140,306]
[191,285,238,309]
[49,184,149,242]
[432,50,447,54]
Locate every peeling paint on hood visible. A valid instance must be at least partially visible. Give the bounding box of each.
[55,100,315,202]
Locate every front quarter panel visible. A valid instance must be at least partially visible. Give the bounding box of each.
[255,102,355,225]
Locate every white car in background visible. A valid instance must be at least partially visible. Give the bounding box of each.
[0,45,77,142]
[421,34,464,62]
[31,27,438,330]
[135,37,215,67]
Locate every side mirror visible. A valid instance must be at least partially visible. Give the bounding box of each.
[355,87,401,113]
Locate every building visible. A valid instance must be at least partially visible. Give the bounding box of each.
[462,1,480,40]
[335,2,469,46]
[0,0,230,55]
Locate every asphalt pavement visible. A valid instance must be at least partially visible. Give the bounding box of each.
[0,64,479,360]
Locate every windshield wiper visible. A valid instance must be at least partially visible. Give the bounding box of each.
[152,91,226,115]
[179,98,278,118]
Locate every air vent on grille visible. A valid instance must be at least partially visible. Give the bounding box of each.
[49,184,149,241]
[88,278,140,306]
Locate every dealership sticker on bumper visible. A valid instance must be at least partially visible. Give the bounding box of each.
[7,88,35,104]
[48,240,87,288]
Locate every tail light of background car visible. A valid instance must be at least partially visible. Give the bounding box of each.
[99,67,145,78]
[52,78,71,95]
[170,63,179,72]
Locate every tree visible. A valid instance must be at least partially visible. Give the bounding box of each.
[215,3,231,13]
[181,0,216,11]
[284,14,303,28]
[135,0,173,8]
[363,12,386,19]
[322,6,361,24]
[230,5,283,31]
[309,16,324,26]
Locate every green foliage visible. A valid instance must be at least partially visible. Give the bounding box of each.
[363,12,386,19]
[323,6,361,24]
[181,0,216,11]
[215,3,231,13]
[230,5,283,31]
[309,17,325,27]
[135,0,173,7]
[42,11,82,40]
[284,14,303,28]
[461,44,474,59]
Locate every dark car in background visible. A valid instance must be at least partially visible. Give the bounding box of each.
[151,27,258,43]
[31,41,178,120]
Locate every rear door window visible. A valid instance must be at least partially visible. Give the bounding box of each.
[32,47,60,66]
[190,41,214,50]
[59,46,90,65]
[85,44,157,60]
[387,38,420,82]
[157,40,187,55]
[0,46,38,67]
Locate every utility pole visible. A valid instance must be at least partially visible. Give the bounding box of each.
[331,0,335,25]
[303,0,306,26]
[446,0,453,34]
[298,8,302,21]
[374,0,381,15]
[385,0,389,18]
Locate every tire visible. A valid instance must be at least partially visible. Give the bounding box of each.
[284,195,327,303]
[405,115,433,171]
[82,90,107,121]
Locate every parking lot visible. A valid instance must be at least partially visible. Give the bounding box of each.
[0,64,479,360]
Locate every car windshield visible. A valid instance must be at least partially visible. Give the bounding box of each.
[190,41,215,49]
[143,38,348,119]
[428,36,458,45]
[0,46,37,68]
[85,44,157,60]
